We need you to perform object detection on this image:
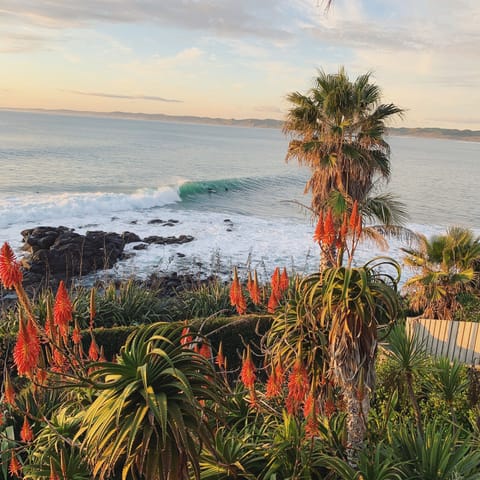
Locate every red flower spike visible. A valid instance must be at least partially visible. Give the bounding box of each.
[9,453,21,477]
[271,267,281,298]
[20,416,34,443]
[267,290,279,313]
[324,398,336,418]
[199,342,212,360]
[180,326,192,346]
[72,324,82,345]
[247,271,253,295]
[349,200,359,232]
[248,270,261,305]
[36,369,47,386]
[3,371,15,405]
[229,267,247,315]
[49,460,60,480]
[313,211,324,243]
[14,316,40,376]
[88,337,100,361]
[280,267,289,293]
[285,359,309,415]
[215,342,226,370]
[323,209,335,246]
[266,362,284,399]
[355,213,362,238]
[54,281,72,339]
[229,267,239,305]
[0,243,23,289]
[240,346,256,390]
[52,349,66,372]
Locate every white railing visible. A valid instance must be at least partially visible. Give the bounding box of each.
[406,317,480,366]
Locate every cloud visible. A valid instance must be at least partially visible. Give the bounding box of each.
[0,0,295,40]
[254,105,283,114]
[0,31,50,53]
[65,90,183,103]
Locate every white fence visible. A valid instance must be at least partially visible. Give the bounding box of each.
[406,317,480,366]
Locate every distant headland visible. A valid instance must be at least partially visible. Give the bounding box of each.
[2,107,480,142]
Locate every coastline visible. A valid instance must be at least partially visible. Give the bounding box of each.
[2,107,480,142]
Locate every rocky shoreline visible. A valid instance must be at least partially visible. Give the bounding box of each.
[9,223,196,293]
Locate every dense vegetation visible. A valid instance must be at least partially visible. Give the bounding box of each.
[1,68,480,479]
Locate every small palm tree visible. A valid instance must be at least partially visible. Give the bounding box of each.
[403,227,480,319]
[78,322,220,480]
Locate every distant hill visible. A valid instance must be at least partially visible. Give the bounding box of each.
[2,107,480,142]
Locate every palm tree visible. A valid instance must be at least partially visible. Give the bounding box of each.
[78,323,220,480]
[402,227,480,319]
[284,68,403,216]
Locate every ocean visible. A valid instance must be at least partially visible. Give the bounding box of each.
[1,110,479,282]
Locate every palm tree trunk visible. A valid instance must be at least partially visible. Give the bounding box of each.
[344,382,368,467]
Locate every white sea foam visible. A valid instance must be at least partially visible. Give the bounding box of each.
[0,187,181,230]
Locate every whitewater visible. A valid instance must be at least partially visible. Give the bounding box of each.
[1,110,479,283]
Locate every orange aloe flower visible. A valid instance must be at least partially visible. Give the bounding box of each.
[240,346,256,390]
[180,326,192,346]
[9,453,21,477]
[49,460,60,480]
[247,270,262,305]
[0,242,23,290]
[285,358,309,415]
[313,211,324,243]
[14,316,40,376]
[3,371,15,405]
[279,267,289,293]
[198,342,212,360]
[266,362,284,399]
[323,208,335,246]
[267,290,279,313]
[303,392,319,438]
[72,322,82,345]
[349,200,359,232]
[88,336,100,361]
[271,267,281,298]
[324,398,336,418]
[20,416,34,443]
[229,267,246,315]
[54,281,72,339]
[215,342,226,370]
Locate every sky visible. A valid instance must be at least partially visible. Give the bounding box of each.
[1,0,479,129]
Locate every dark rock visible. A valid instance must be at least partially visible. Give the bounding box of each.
[122,231,141,243]
[176,252,186,258]
[167,219,179,224]
[163,222,175,227]
[133,243,148,251]
[224,219,231,223]
[21,226,126,289]
[111,216,119,221]
[148,219,164,224]
[129,220,138,225]
[143,235,194,245]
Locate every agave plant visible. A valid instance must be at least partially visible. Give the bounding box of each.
[390,421,480,480]
[318,443,404,480]
[78,322,221,480]
[425,357,468,430]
